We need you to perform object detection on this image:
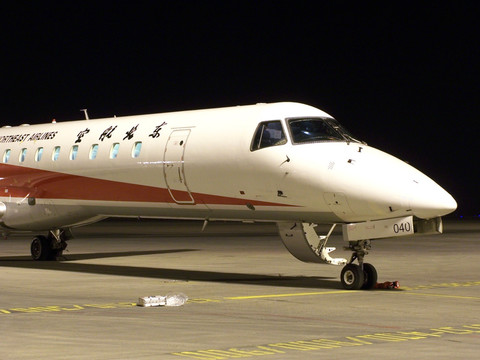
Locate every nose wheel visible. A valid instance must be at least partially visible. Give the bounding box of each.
[340,240,378,290]
[341,264,364,290]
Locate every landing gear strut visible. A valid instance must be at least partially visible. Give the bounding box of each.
[340,240,377,290]
[31,229,70,261]
[276,222,379,290]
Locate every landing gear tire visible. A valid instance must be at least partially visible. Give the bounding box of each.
[341,264,365,290]
[31,236,52,261]
[31,235,63,261]
[361,263,378,290]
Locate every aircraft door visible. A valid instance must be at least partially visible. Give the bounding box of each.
[163,129,195,204]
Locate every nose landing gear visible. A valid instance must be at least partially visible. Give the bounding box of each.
[340,240,377,290]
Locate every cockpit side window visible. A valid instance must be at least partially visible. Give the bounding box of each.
[251,120,287,151]
[288,117,356,144]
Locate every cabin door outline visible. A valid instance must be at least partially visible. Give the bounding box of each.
[163,129,195,204]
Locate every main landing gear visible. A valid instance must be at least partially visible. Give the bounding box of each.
[31,229,70,261]
[340,240,377,290]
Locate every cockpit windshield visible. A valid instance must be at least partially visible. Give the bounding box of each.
[287,117,360,144]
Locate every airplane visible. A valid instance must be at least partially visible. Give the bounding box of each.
[0,102,456,290]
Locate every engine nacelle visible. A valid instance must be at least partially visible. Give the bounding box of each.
[0,201,6,219]
[0,199,93,231]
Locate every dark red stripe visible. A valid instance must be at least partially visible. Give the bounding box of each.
[0,163,295,207]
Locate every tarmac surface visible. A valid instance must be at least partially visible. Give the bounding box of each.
[0,218,479,359]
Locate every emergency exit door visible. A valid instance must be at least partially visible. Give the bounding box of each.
[163,129,195,204]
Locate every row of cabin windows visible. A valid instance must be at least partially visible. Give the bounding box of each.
[2,142,142,164]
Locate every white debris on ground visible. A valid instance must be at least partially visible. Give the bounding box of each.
[137,293,188,307]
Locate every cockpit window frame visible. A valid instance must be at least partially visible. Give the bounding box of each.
[286,116,359,145]
[250,120,288,152]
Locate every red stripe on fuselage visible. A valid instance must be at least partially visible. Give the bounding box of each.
[0,164,294,207]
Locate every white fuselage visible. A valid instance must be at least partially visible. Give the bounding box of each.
[0,102,456,231]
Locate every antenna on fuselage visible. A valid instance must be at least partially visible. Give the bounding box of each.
[80,109,90,120]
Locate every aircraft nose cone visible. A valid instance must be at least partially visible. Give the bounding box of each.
[440,190,457,215]
[410,179,457,218]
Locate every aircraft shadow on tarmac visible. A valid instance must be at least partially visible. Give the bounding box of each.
[0,249,198,262]
[0,249,340,290]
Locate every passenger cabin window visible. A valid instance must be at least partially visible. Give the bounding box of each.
[251,121,287,151]
[35,147,43,162]
[19,148,27,162]
[89,144,99,160]
[110,143,120,159]
[288,117,356,144]
[132,141,142,158]
[52,146,61,161]
[70,145,79,160]
[3,149,11,163]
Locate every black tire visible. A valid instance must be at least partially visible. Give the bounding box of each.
[31,235,53,261]
[362,263,378,290]
[340,264,365,290]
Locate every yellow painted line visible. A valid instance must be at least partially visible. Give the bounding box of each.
[196,282,480,303]
[224,290,349,300]
[3,280,479,315]
[171,324,480,358]
[223,281,480,301]
[401,281,480,290]
[0,302,137,315]
[404,292,480,300]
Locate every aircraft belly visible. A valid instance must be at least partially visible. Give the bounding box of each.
[6,197,341,228]
[80,206,340,224]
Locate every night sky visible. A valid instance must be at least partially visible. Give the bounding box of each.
[2,1,479,216]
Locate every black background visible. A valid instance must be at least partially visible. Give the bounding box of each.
[2,1,478,216]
